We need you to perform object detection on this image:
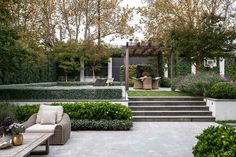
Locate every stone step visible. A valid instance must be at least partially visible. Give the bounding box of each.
[132,111,212,116]
[129,106,209,111]
[128,96,204,101]
[133,116,215,122]
[129,101,206,106]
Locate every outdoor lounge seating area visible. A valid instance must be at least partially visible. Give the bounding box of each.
[23,104,71,145]
[133,77,161,90]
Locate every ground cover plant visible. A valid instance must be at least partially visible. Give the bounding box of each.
[193,125,236,157]
[0,102,132,130]
[128,91,187,96]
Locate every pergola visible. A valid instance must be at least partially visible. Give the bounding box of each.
[122,41,166,91]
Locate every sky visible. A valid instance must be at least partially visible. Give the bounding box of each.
[103,0,146,46]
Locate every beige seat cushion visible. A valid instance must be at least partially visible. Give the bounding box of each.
[25,124,56,133]
[36,104,63,124]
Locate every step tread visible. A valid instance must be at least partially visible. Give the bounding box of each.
[132,111,211,113]
[129,106,208,107]
[129,101,205,103]
[128,96,204,98]
[133,116,215,118]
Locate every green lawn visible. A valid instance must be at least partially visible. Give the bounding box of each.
[128,91,188,96]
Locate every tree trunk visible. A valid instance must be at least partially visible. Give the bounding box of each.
[97,0,101,47]
[84,0,90,40]
[92,66,96,82]
[65,74,68,82]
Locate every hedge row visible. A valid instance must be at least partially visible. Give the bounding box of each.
[1,102,133,130]
[53,102,132,121]
[0,86,123,100]
[71,119,132,130]
[0,57,57,85]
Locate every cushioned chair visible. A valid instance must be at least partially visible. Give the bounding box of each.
[143,77,152,90]
[94,78,107,86]
[152,77,161,89]
[22,105,71,145]
[132,77,143,89]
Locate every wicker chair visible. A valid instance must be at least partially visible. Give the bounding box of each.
[132,77,143,89]
[22,113,71,145]
[152,77,161,89]
[143,77,152,90]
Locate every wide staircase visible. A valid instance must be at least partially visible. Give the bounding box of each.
[129,97,215,122]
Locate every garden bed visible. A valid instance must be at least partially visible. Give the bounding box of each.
[0,102,133,130]
[0,83,123,100]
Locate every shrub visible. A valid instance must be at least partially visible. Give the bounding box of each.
[176,72,224,96]
[208,82,236,99]
[193,125,236,157]
[2,102,132,130]
[15,105,39,122]
[0,103,17,125]
[53,102,132,120]
[71,119,132,130]
[0,86,123,100]
[160,77,171,87]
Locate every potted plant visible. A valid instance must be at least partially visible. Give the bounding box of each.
[9,123,25,146]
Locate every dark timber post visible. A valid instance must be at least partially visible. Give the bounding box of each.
[125,42,129,91]
[170,51,174,91]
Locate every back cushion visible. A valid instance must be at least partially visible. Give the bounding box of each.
[36,104,63,124]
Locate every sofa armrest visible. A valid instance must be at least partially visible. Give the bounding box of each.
[53,113,71,144]
[57,113,71,128]
[22,113,37,129]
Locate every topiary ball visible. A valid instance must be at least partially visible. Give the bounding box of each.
[209,82,236,99]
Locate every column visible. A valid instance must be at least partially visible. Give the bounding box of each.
[191,63,196,74]
[164,64,168,78]
[80,59,85,82]
[108,57,112,79]
[219,57,225,77]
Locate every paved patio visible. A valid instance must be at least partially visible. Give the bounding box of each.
[31,122,217,157]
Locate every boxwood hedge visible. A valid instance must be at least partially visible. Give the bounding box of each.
[71,119,132,130]
[208,82,236,99]
[3,102,132,130]
[193,125,236,157]
[53,102,132,121]
[0,85,123,100]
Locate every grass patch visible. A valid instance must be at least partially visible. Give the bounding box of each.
[128,91,188,96]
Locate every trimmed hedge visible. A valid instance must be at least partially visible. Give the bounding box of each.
[6,102,133,130]
[53,102,132,120]
[208,82,236,99]
[71,119,132,130]
[193,126,236,157]
[15,105,39,122]
[0,86,123,100]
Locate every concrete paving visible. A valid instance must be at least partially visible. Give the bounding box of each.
[31,122,217,157]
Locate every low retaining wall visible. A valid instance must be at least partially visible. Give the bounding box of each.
[207,98,236,121]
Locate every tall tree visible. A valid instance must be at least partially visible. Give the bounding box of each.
[80,40,110,81]
[52,40,81,82]
[169,14,236,71]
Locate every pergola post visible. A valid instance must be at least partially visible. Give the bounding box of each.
[125,43,129,91]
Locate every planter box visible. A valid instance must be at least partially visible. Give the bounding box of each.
[206,98,236,121]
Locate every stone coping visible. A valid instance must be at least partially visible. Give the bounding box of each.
[206,98,236,102]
